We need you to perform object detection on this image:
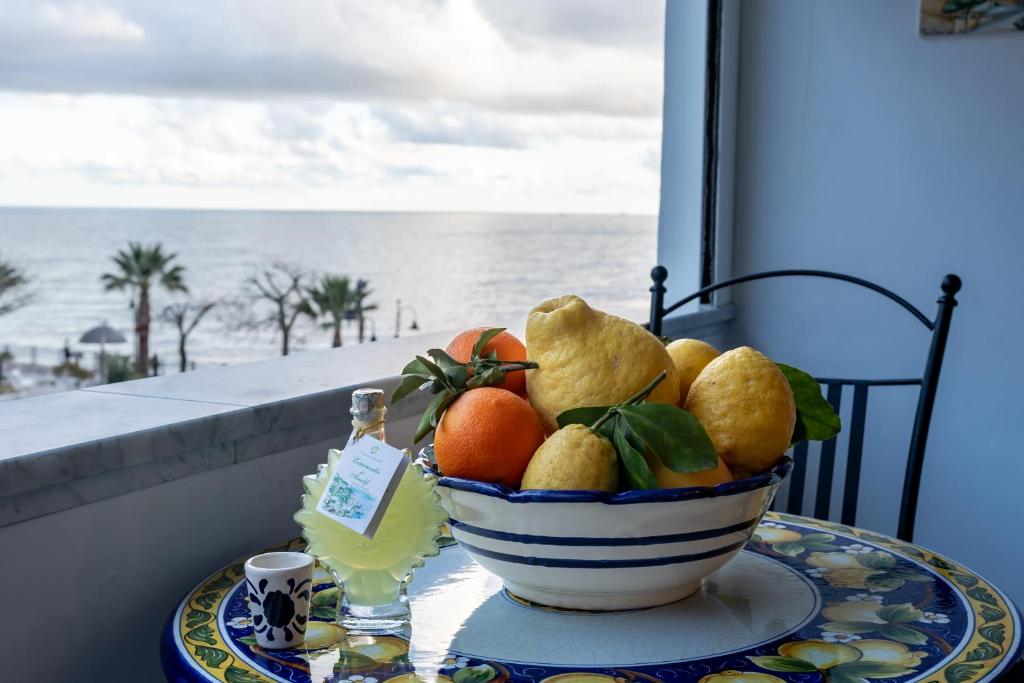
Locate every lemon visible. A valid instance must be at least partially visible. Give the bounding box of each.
[521,424,618,492]
[777,640,861,669]
[699,672,786,683]
[684,346,795,479]
[526,295,679,432]
[666,338,721,404]
[644,451,732,489]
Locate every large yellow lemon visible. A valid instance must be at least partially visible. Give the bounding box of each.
[684,346,795,479]
[699,672,786,682]
[526,295,679,433]
[777,640,861,669]
[666,338,721,404]
[521,424,618,492]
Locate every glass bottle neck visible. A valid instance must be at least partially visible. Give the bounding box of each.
[352,409,387,443]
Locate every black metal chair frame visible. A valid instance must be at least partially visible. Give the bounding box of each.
[648,267,961,542]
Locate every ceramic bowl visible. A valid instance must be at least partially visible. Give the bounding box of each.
[430,457,791,611]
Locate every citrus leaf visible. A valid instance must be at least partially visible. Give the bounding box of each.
[878,603,923,624]
[400,357,434,379]
[777,362,842,444]
[879,623,929,645]
[444,364,469,387]
[866,573,905,592]
[428,348,462,370]
[980,623,1005,646]
[746,656,818,673]
[856,551,896,570]
[557,406,612,434]
[416,355,451,387]
[471,328,506,359]
[965,642,1001,661]
[613,418,657,489]
[392,374,428,404]
[414,389,457,444]
[968,586,998,606]
[943,662,984,682]
[195,646,229,668]
[617,403,717,473]
[822,620,882,634]
[454,664,496,683]
[772,541,807,557]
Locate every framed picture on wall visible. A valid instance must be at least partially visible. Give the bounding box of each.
[921,0,1024,35]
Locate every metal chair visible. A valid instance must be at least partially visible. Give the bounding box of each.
[647,267,961,542]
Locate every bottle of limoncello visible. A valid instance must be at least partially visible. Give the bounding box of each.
[295,388,447,633]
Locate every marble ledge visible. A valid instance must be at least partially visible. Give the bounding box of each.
[0,331,450,528]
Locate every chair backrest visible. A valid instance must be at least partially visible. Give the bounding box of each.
[648,268,961,542]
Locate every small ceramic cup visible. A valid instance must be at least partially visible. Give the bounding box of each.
[244,551,314,649]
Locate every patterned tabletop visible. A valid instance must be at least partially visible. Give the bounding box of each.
[161,513,1021,683]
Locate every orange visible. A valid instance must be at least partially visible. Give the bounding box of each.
[445,327,528,395]
[434,387,544,487]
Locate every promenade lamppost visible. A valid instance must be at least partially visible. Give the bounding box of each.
[394,299,419,338]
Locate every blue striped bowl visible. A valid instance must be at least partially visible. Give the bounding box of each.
[430,457,792,611]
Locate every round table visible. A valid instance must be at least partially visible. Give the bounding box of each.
[162,513,1022,682]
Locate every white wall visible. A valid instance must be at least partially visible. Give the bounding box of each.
[723,1,1023,599]
[0,413,421,682]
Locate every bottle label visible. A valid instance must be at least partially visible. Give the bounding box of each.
[315,433,408,539]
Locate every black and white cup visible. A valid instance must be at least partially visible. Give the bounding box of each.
[244,552,313,649]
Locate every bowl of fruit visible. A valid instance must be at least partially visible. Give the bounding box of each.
[396,295,840,611]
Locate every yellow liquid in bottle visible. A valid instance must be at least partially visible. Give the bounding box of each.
[295,450,447,606]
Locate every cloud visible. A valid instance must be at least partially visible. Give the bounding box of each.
[0,0,664,118]
[372,104,529,149]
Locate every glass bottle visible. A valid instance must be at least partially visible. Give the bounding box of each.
[295,388,448,634]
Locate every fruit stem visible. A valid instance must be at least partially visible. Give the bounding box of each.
[492,361,539,372]
[588,370,667,433]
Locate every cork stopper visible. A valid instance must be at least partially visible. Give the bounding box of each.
[350,388,385,421]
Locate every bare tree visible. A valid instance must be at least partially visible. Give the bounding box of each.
[161,301,217,372]
[245,264,315,356]
[0,256,31,317]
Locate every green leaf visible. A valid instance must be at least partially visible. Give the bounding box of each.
[392,374,428,404]
[428,348,461,370]
[444,364,469,387]
[777,362,842,443]
[415,355,450,387]
[827,672,869,683]
[195,593,218,610]
[800,532,836,544]
[894,569,932,582]
[944,662,984,682]
[832,661,915,678]
[951,571,979,588]
[822,620,883,634]
[966,642,1001,661]
[206,575,234,592]
[617,403,718,473]
[613,418,657,489]
[186,609,212,629]
[772,541,808,557]
[414,389,457,444]
[311,587,339,607]
[237,635,258,646]
[980,623,1006,646]
[857,551,897,570]
[878,603,924,624]
[968,586,998,606]
[980,605,1005,623]
[865,573,905,592]
[453,664,496,683]
[746,655,818,673]
[186,624,217,646]
[878,623,929,645]
[929,556,956,570]
[400,357,434,379]
[225,665,265,683]
[311,605,337,620]
[471,328,506,359]
[557,405,612,432]
[195,646,229,668]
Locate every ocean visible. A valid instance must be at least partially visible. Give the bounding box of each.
[0,208,657,371]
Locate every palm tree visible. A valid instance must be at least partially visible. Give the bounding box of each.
[308,275,352,347]
[161,300,216,372]
[351,278,378,343]
[0,255,31,317]
[101,242,187,375]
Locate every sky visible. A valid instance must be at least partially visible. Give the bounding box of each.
[0,0,665,214]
